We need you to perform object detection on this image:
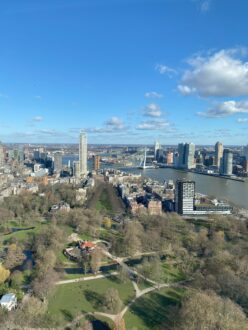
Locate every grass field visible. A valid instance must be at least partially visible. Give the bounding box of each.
[48,276,135,323]
[96,189,113,212]
[161,263,185,283]
[87,180,125,215]
[125,287,185,330]
[0,222,47,246]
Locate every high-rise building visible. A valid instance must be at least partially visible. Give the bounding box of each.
[178,143,185,168]
[79,131,87,176]
[215,141,223,168]
[73,161,80,178]
[185,143,195,169]
[93,155,100,171]
[53,152,63,173]
[175,180,195,215]
[244,145,248,159]
[154,141,161,160]
[177,143,195,169]
[221,149,233,176]
[166,151,174,165]
[0,142,4,167]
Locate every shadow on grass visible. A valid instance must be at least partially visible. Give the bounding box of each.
[128,290,180,329]
[84,290,104,310]
[60,309,74,321]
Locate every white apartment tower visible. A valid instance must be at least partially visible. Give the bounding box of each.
[154,141,161,160]
[215,141,223,168]
[79,131,87,176]
[0,142,4,167]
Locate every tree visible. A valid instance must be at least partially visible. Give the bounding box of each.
[102,217,112,229]
[103,288,122,314]
[3,243,26,270]
[90,248,102,274]
[119,266,130,283]
[10,270,24,289]
[0,264,10,284]
[176,290,248,330]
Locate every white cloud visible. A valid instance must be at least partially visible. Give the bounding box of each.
[105,117,125,129]
[178,48,248,97]
[145,91,163,99]
[32,116,43,122]
[34,95,42,99]
[197,100,248,118]
[85,117,128,134]
[200,0,211,12]
[137,119,170,130]
[237,118,248,123]
[155,64,176,76]
[143,103,162,117]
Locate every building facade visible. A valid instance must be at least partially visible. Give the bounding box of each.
[53,152,63,173]
[0,142,5,167]
[175,180,195,215]
[215,141,223,168]
[93,155,100,171]
[221,149,233,176]
[79,131,87,176]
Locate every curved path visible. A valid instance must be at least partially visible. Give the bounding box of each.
[63,238,189,327]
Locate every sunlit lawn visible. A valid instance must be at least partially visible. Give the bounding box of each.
[48,275,135,322]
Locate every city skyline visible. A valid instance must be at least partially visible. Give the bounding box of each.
[1,0,248,145]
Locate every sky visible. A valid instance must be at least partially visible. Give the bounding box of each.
[1,0,248,145]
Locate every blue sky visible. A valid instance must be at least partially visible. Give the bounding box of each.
[1,0,248,145]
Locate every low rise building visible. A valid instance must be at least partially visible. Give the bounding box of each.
[0,293,17,311]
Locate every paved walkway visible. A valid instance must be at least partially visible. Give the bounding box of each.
[64,243,190,328]
[56,271,118,285]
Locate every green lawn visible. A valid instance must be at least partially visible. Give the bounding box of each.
[162,263,185,283]
[95,189,113,212]
[0,222,47,245]
[48,276,135,323]
[125,287,185,330]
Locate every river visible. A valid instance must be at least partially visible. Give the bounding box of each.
[63,156,248,209]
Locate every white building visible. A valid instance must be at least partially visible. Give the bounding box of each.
[79,131,87,176]
[0,293,17,311]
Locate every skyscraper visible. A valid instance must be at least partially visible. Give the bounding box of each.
[178,143,185,168]
[0,142,4,167]
[79,131,87,176]
[154,141,161,160]
[53,152,63,173]
[215,141,223,168]
[177,143,195,169]
[185,143,195,169]
[175,180,195,215]
[221,149,233,176]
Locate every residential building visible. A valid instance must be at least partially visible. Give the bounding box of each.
[215,141,223,168]
[154,141,161,160]
[53,152,63,173]
[221,149,233,176]
[177,143,195,169]
[73,160,80,178]
[79,131,87,176]
[166,151,173,165]
[0,142,4,167]
[175,180,195,215]
[185,143,195,169]
[93,155,100,171]
[178,143,185,168]
[0,293,17,311]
